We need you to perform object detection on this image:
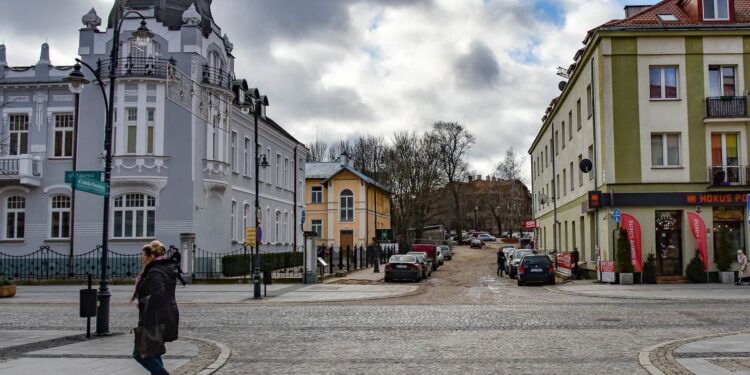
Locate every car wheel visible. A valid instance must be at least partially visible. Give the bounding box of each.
[549,279,556,285]
[517,279,524,286]
[384,276,391,283]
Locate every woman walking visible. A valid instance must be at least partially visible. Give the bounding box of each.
[738,250,750,286]
[132,242,180,375]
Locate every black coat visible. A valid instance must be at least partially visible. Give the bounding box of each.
[136,259,179,343]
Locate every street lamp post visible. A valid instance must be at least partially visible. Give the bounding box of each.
[65,10,152,336]
[250,93,269,299]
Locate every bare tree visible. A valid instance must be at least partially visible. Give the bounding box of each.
[429,121,475,239]
[306,139,328,162]
[495,147,524,181]
[327,139,353,162]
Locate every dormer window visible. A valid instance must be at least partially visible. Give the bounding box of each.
[704,0,730,21]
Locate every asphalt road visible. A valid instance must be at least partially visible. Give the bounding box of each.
[1,243,748,374]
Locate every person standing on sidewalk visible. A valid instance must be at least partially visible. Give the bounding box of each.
[168,246,188,287]
[737,250,750,286]
[132,243,180,375]
[497,249,507,277]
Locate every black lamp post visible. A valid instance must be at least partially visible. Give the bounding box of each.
[249,92,270,299]
[64,10,152,336]
[474,206,478,231]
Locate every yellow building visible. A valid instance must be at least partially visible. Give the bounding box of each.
[304,157,391,248]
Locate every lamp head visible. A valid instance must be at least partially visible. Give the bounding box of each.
[260,154,270,168]
[63,63,90,94]
[133,20,154,48]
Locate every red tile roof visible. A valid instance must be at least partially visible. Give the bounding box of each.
[607,0,750,28]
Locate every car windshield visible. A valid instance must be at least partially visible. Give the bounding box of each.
[390,255,416,263]
[513,250,533,259]
[522,256,551,266]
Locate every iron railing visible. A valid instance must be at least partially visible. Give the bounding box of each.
[706,97,747,118]
[201,65,234,90]
[0,246,141,281]
[97,57,174,79]
[708,165,750,186]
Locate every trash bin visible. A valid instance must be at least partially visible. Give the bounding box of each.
[263,269,272,285]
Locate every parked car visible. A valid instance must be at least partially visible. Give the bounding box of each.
[438,245,452,260]
[502,246,515,259]
[516,254,555,286]
[477,233,496,242]
[406,251,432,278]
[384,255,422,282]
[507,249,535,278]
[411,244,439,271]
[470,238,484,249]
[436,247,444,265]
[461,237,473,245]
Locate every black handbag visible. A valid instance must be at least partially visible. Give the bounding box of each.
[134,297,166,357]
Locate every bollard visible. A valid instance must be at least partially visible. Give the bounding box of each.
[79,274,97,338]
[328,246,333,275]
[346,246,350,272]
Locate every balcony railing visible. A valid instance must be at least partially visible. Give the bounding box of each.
[706,97,747,118]
[97,57,174,79]
[202,65,234,90]
[0,156,42,186]
[708,165,750,186]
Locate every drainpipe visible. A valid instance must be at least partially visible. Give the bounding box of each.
[294,146,298,252]
[590,57,601,282]
[552,121,558,255]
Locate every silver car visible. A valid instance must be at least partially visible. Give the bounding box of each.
[438,245,452,260]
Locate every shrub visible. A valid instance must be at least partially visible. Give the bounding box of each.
[616,228,634,273]
[0,277,12,286]
[642,253,657,284]
[222,252,304,277]
[685,251,707,283]
[714,227,734,272]
[222,254,251,277]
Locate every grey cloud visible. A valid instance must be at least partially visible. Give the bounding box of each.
[454,41,501,89]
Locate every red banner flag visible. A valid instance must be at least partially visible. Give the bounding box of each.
[620,213,642,272]
[687,212,708,271]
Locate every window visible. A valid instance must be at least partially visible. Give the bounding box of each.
[284,212,289,243]
[650,133,680,166]
[544,146,548,167]
[265,148,271,183]
[231,132,238,172]
[113,193,156,238]
[586,84,593,118]
[312,219,322,238]
[578,154,583,186]
[257,144,264,181]
[276,154,282,187]
[146,108,155,155]
[711,133,740,183]
[244,138,251,176]
[340,189,354,222]
[275,210,281,243]
[6,196,25,239]
[569,161,574,191]
[284,158,290,189]
[52,113,75,158]
[561,122,565,148]
[50,195,71,239]
[576,99,582,130]
[231,201,237,241]
[657,13,679,22]
[555,130,559,155]
[8,114,28,156]
[709,66,736,97]
[311,186,323,203]
[243,203,250,241]
[704,0,730,20]
[562,169,567,195]
[556,175,560,199]
[588,145,594,180]
[649,66,678,99]
[126,108,137,154]
[568,111,573,140]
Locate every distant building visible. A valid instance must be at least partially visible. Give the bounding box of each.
[304,155,391,248]
[0,1,306,256]
[529,0,750,277]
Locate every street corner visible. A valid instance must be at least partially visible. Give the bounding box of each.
[639,331,750,375]
[0,329,230,375]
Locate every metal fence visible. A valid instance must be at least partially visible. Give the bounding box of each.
[0,246,141,281]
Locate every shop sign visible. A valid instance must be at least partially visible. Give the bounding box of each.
[523,220,538,229]
[620,213,642,272]
[685,193,748,206]
[588,191,603,208]
[597,261,615,283]
[556,252,574,277]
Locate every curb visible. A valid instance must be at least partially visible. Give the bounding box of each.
[638,330,750,375]
[184,336,231,375]
[543,285,750,303]
[263,283,428,304]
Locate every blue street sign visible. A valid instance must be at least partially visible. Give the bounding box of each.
[257,226,263,243]
[613,208,621,224]
[300,209,306,225]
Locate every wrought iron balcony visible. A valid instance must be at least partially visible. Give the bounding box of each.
[0,155,42,187]
[708,165,750,186]
[202,64,234,90]
[706,96,747,118]
[97,57,174,79]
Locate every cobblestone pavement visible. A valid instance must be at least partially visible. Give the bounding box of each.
[1,244,749,374]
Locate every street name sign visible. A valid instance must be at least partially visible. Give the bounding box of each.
[72,177,109,196]
[65,171,103,184]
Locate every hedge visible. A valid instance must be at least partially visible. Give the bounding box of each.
[222,252,303,277]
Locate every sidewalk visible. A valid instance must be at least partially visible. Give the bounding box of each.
[552,280,750,302]
[641,331,750,375]
[0,329,228,375]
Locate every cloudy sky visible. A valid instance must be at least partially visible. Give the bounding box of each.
[0,0,651,178]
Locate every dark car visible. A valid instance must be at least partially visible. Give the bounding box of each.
[385,255,421,282]
[469,238,484,249]
[517,255,555,286]
[411,244,439,271]
[507,249,535,278]
[406,251,432,278]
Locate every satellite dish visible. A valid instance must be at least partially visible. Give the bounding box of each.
[539,194,548,205]
[579,159,593,173]
[558,81,567,92]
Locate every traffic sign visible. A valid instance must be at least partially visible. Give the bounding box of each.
[245,227,257,246]
[300,209,306,225]
[71,176,109,196]
[613,208,621,224]
[65,171,103,184]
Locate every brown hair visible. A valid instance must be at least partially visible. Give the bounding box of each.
[142,243,165,257]
[148,240,166,257]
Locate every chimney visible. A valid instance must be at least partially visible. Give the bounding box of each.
[476,174,482,181]
[486,175,491,181]
[339,153,350,167]
[624,5,652,18]
[38,43,50,65]
[468,175,474,182]
[0,44,6,68]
